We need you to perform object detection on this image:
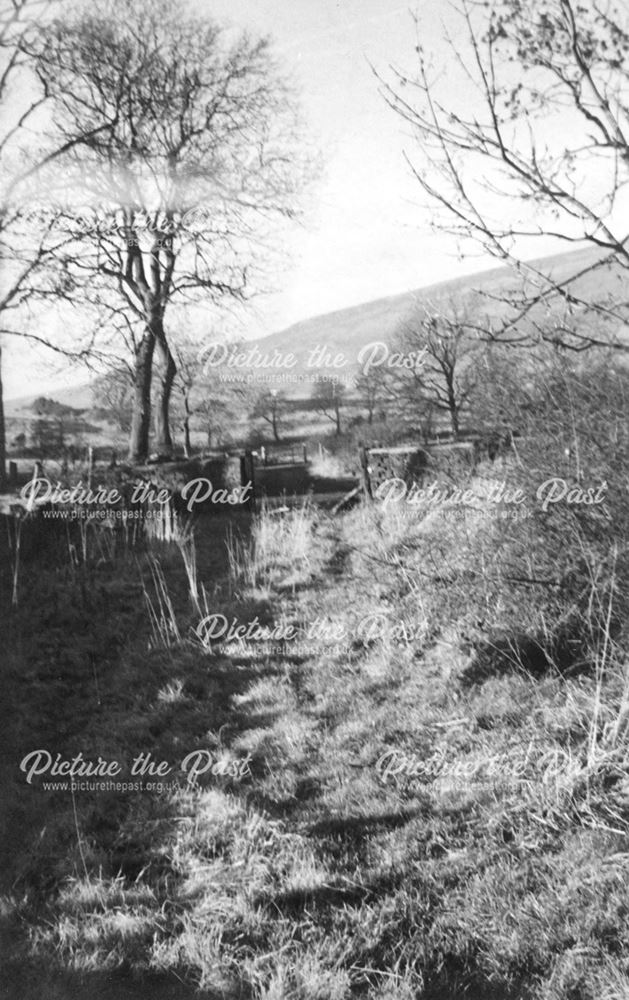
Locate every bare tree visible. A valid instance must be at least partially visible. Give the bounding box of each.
[311,380,346,437]
[172,348,197,459]
[33,0,308,462]
[393,298,486,440]
[252,389,287,443]
[379,0,629,351]
[354,366,392,425]
[170,336,245,456]
[0,0,104,487]
[92,364,135,434]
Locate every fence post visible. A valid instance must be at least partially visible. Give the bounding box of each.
[27,461,43,511]
[87,446,94,488]
[8,461,17,487]
[358,443,373,500]
[241,450,257,513]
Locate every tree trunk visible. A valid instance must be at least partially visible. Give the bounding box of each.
[128,331,155,463]
[0,342,6,490]
[450,405,459,440]
[446,379,459,440]
[153,320,176,456]
[183,398,191,458]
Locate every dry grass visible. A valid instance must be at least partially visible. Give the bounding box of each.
[4,452,629,1000]
[226,498,319,596]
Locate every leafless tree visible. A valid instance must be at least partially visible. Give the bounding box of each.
[92,364,135,435]
[252,389,287,443]
[311,380,346,437]
[170,336,246,456]
[379,0,629,352]
[0,0,110,486]
[393,297,486,439]
[33,0,309,462]
[354,366,392,425]
[172,347,201,459]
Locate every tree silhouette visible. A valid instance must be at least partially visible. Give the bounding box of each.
[34,0,309,461]
[381,0,629,352]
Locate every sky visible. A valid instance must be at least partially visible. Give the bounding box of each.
[193,0,489,324]
[1,0,552,399]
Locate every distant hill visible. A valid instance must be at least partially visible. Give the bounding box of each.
[5,381,99,417]
[29,396,86,417]
[250,245,619,395]
[5,244,621,411]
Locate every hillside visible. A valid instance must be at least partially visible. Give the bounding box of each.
[4,243,619,412]
[250,244,615,390]
[4,381,101,417]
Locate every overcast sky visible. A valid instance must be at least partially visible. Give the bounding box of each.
[2,0,541,398]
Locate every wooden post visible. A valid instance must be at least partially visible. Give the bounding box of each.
[87,446,94,488]
[27,461,43,511]
[303,444,308,464]
[240,450,257,513]
[358,443,373,500]
[8,461,17,487]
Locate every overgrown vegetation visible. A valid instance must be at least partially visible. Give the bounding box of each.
[2,353,629,999]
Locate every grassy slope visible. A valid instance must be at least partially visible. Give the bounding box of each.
[4,243,616,415]
[252,245,617,386]
[2,482,629,1000]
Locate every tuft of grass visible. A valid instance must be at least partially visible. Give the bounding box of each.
[140,556,182,648]
[226,499,318,595]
